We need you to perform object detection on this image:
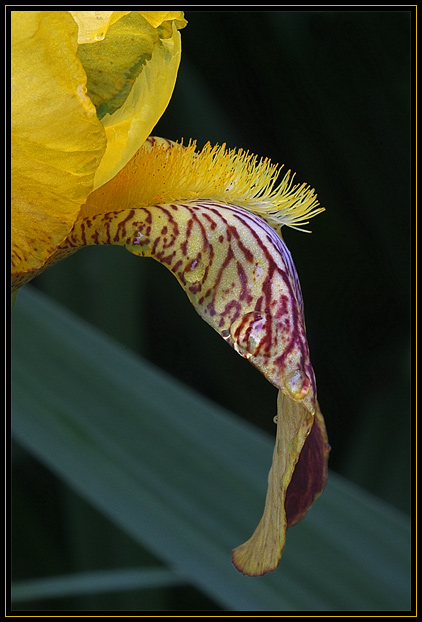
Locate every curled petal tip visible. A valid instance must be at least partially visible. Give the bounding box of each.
[232,394,314,576]
[232,543,280,577]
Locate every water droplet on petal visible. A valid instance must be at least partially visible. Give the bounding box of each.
[233,343,253,359]
[184,259,205,284]
[283,369,311,400]
[273,415,278,424]
[229,311,271,359]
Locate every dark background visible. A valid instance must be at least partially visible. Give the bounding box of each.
[14,8,413,610]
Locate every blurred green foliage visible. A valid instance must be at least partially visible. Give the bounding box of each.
[12,287,411,611]
[12,9,412,612]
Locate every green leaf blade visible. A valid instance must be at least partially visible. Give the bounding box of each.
[11,286,411,611]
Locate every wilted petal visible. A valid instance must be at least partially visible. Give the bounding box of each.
[232,394,329,575]
[232,393,313,575]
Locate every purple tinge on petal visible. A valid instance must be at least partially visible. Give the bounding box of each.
[285,401,330,528]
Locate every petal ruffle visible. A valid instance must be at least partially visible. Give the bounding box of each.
[11,11,106,279]
[69,11,131,43]
[139,11,187,30]
[69,11,186,44]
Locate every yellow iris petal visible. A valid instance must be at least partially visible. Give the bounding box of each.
[73,11,186,189]
[11,11,106,279]
[93,19,183,189]
[11,11,186,281]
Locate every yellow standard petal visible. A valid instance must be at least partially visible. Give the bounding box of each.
[11,11,106,281]
[74,11,186,189]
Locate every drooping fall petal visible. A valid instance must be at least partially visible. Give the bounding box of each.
[62,196,316,411]
[18,139,328,574]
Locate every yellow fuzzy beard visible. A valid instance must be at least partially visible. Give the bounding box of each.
[80,137,324,232]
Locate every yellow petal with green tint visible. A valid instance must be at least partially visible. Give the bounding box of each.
[11,11,106,279]
[73,12,186,189]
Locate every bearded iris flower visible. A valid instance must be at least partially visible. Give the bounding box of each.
[11,10,329,576]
